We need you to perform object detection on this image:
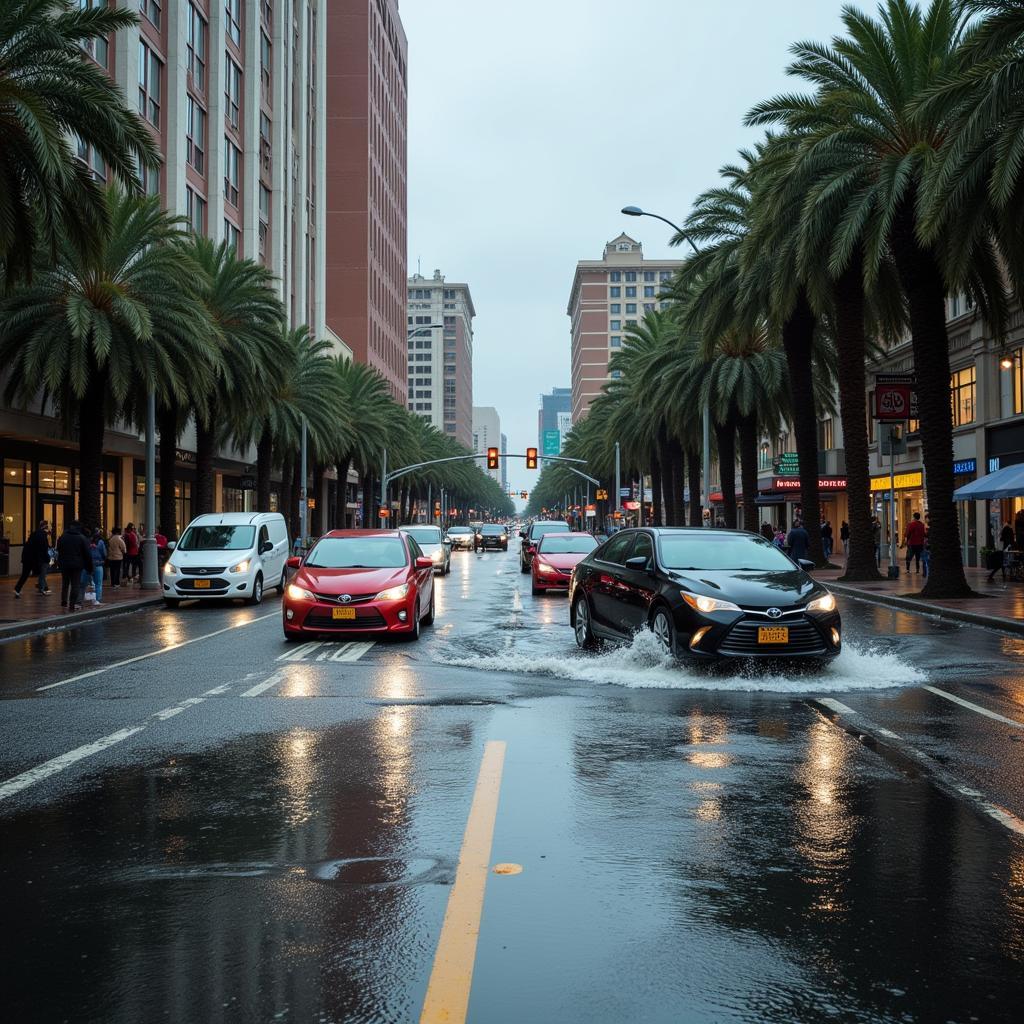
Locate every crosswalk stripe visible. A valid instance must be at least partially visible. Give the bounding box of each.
[276,641,322,662]
[331,641,374,662]
[240,670,287,697]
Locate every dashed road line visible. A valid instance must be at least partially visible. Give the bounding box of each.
[922,684,1024,730]
[36,612,278,692]
[240,670,288,697]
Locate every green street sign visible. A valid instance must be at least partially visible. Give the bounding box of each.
[774,452,799,476]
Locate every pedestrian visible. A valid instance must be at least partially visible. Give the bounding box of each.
[840,520,850,557]
[83,528,107,605]
[124,522,140,582]
[787,519,811,561]
[760,521,774,543]
[107,526,126,589]
[821,520,833,559]
[1016,508,1024,552]
[773,525,786,549]
[922,516,930,578]
[56,520,93,610]
[154,526,168,566]
[903,511,926,573]
[13,519,52,597]
[987,522,1016,582]
[872,516,882,566]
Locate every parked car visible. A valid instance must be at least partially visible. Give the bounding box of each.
[162,512,289,608]
[568,527,840,662]
[283,529,434,641]
[519,520,571,573]
[400,524,451,574]
[477,524,508,551]
[447,526,476,550]
[531,532,598,595]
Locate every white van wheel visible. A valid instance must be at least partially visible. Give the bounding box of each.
[247,573,263,606]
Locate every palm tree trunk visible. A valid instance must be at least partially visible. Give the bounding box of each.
[335,456,351,528]
[834,258,882,581]
[157,405,179,539]
[781,289,826,564]
[714,416,738,529]
[77,374,106,532]
[256,428,273,512]
[891,201,970,597]
[668,434,686,525]
[279,448,294,534]
[362,473,374,523]
[738,413,759,533]
[650,458,663,527]
[687,447,702,527]
[194,419,216,516]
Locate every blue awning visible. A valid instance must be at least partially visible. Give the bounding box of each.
[953,463,1024,500]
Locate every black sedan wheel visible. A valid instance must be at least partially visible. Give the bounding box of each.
[573,594,599,649]
[650,607,678,657]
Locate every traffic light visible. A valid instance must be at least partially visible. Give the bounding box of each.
[487,446,499,470]
[434,500,441,516]
[520,490,528,499]
[526,447,538,469]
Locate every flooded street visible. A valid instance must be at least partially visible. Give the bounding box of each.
[2,546,1023,1023]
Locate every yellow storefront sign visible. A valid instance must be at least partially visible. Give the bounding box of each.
[870,471,923,492]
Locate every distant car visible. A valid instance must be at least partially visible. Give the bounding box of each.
[447,526,475,550]
[477,524,508,551]
[568,527,840,661]
[520,520,571,573]
[531,532,598,595]
[400,524,451,574]
[283,529,434,641]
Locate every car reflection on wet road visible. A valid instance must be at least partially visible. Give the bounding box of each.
[1,543,1023,1023]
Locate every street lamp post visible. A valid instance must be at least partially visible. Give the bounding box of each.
[141,391,159,589]
[299,416,307,549]
[622,204,711,528]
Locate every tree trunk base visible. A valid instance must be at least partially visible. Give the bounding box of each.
[838,569,884,582]
[918,580,976,600]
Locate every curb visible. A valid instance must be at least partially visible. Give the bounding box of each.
[0,596,164,643]
[824,580,1024,636]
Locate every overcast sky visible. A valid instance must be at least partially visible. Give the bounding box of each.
[403,0,853,499]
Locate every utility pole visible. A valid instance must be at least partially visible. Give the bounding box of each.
[141,392,158,589]
[299,418,308,547]
[702,410,711,528]
[379,447,388,524]
[615,441,621,514]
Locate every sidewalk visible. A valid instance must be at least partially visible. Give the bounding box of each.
[0,577,163,642]
[816,551,1024,634]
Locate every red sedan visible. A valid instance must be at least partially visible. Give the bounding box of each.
[283,530,435,641]
[531,532,598,595]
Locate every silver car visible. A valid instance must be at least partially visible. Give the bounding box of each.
[400,525,451,574]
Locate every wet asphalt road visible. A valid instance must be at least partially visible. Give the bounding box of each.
[2,546,1024,1023]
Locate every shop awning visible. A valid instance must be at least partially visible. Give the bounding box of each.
[954,463,1024,500]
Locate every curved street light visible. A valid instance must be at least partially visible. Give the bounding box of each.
[621,204,711,527]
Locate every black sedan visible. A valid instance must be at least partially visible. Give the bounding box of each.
[568,527,841,661]
[476,524,509,551]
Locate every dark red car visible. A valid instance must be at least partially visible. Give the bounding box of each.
[531,532,598,595]
[283,530,434,641]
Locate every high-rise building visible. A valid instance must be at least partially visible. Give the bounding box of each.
[408,271,475,448]
[567,234,682,423]
[472,408,502,485]
[325,0,408,401]
[500,433,508,492]
[0,0,331,569]
[538,387,571,453]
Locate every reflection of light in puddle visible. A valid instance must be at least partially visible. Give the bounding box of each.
[278,727,316,825]
[686,710,729,746]
[695,798,722,821]
[155,616,186,647]
[687,751,733,769]
[281,667,313,698]
[372,662,416,701]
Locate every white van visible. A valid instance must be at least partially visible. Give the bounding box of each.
[162,512,289,608]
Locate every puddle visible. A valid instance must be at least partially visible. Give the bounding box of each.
[369,697,508,707]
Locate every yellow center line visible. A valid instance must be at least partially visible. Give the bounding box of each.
[420,739,508,1024]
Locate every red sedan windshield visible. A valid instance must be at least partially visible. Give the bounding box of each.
[305,537,407,569]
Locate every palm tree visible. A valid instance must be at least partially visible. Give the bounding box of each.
[0,0,158,288]
[0,189,215,532]
[746,0,1009,596]
[180,237,287,516]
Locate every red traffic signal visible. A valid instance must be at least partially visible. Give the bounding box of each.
[526,447,538,469]
[487,446,499,470]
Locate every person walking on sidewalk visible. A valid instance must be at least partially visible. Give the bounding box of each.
[83,528,107,605]
[872,517,882,566]
[821,520,833,559]
[988,522,1016,582]
[56,520,93,610]
[787,520,811,561]
[107,526,126,589]
[903,512,927,573]
[840,521,850,557]
[13,520,52,597]
[124,523,139,583]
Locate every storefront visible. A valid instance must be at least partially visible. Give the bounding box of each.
[953,458,979,565]
[761,476,849,533]
[986,422,1024,545]
[870,469,924,555]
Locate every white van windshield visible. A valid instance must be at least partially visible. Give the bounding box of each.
[178,525,256,551]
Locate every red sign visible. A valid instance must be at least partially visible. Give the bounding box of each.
[623,500,640,511]
[378,509,390,518]
[875,384,912,421]
[771,477,847,491]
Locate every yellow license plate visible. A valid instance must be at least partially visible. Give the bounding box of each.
[332,606,356,620]
[758,626,788,644]
[193,579,211,589]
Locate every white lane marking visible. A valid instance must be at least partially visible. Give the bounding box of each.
[818,697,857,715]
[951,783,1024,836]
[240,670,287,698]
[922,685,1024,730]
[37,612,278,692]
[511,589,523,613]
[317,643,347,661]
[203,684,231,695]
[0,684,233,801]
[331,641,374,662]
[276,641,322,662]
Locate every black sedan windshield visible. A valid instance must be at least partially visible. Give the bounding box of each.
[305,537,407,568]
[481,525,505,535]
[659,534,796,571]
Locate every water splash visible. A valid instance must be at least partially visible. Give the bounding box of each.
[437,629,925,693]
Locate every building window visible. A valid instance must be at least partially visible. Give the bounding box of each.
[625,319,637,326]
[224,55,242,128]
[225,0,241,45]
[643,271,655,282]
[610,320,621,331]
[950,365,976,426]
[224,137,240,206]
[137,41,161,127]
[1009,348,1024,416]
[643,303,655,312]
[659,271,671,281]
[643,286,655,298]
[186,187,206,234]
[260,112,272,172]
[609,286,620,298]
[818,417,834,450]
[140,160,159,196]
[610,336,622,348]
[75,135,106,182]
[259,184,270,259]
[79,1,109,68]
[625,271,637,282]
[262,0,273,27]
[139,0,161,29]
[260,31,272,99]
[224,219,240,253]
[625,303,637,314]
[186,96,206,173]
[609,271,620,282]
[610,370,622,379]
[610,303,620,314]
[625,286,636,298]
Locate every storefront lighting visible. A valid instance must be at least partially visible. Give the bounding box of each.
[1000,353,1014,370]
